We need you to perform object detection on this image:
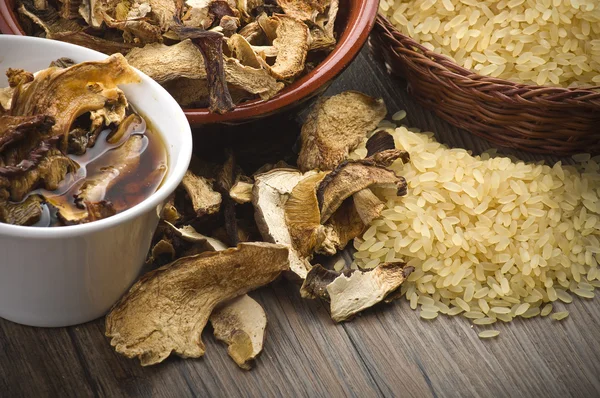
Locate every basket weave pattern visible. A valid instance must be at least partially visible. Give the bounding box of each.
[372,15,600,156]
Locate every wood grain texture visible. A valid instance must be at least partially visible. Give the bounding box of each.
[1,44,599,398]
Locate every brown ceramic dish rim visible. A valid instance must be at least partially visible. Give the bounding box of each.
[0,0,379,125]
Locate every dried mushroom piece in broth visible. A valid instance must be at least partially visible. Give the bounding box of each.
[210,294,267,370]
[105,242,289,366]
[75,135,145,208]
[252,168,316,279]
[298,92,387,172]
[10,54,140,147]
[0,195,44,226]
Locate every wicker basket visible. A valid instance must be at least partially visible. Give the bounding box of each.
[371,14,600,156]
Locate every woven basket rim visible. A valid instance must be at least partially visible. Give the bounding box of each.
[376,14,600,97]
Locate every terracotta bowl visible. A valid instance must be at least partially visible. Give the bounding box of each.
[0,0,378,127]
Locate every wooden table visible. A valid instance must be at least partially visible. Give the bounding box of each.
[2,43,599,398]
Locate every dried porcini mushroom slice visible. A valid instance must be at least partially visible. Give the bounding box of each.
[125,40,206,84]
[147,238,176,264]
[321,198,364,253]
[18,1,137,54]
[6,68,34,88]
[171,25,234,114]
[218,15,241,36]
[0,115,55,153]
[352,188,384,226]
[230,180,253,204]
[8,148,79,202]
[366,130,395,157]
[209,294,267,370]
[0,87,13,112]
[103,15,163,44]
[302,262,413,322]
[10,54,140,147]
[317,159,408,224]
[308,0,338,51]
[270,14,309,80]
[126,40,283,101]
[328,262,413,322]
[277,0,328,22]
[252,168,315,279]
[56,0,81,19]
[166,222,229,251]
[181,169,222,217]
[300,264,350,300]
[283,171,327,258]
[162,194,182,224]
[105,242,289,366]
[238,20,264,43]
[256,12,278,41]
[228,33,262,69]
[298,92,387,172]
[237,0,264,22]
[224,57,284,100]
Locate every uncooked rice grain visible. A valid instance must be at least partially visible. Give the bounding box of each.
[379,0,600,87]
[350,116,600,328]
[551,311,570,321]
[478,330,500,338]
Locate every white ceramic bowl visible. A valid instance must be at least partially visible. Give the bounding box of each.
[0,36,193,327]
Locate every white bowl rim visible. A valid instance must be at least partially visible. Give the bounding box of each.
[0,35,193,239]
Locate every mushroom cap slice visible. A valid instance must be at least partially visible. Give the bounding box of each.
[10,54,140,146]
[269,14,309,80]
[165,221,229,252]
[181,170,222,217]
[326,262,413,322]
[308,0,338,51]
[105,242,289,366]
[352,188,384,226]
[210,294,267,370]
[297,92,387,172]
[300,264,347,300]
[230,180,253,204]
[126,40,283,100]
[252,168,315,279]
[317,159,407,224]
[284,171,327,257]
[277,0,328,22]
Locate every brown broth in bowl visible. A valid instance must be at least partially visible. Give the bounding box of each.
[1,110,168,228]
[37,112,167,227]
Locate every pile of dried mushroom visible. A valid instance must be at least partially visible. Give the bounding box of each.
[105,91,415,369]
[16,0,340,112]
